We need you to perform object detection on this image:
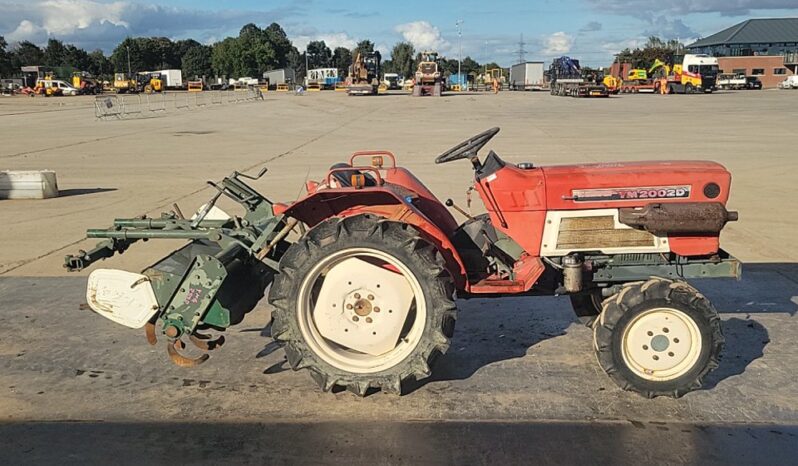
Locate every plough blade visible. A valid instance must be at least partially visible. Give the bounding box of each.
[167,339,210,367]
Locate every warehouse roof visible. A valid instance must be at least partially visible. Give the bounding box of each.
[688,18,798,48]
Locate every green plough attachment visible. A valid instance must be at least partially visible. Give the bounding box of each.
[65,168,294,366]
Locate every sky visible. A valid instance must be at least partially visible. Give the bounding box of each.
[1,0,798,67]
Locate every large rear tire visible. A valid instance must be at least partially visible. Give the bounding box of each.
[268,214,457,396]
[593,278,723,398]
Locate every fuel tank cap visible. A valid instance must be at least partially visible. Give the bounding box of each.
[517,162,535,169]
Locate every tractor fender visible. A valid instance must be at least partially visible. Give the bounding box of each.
[282,188,468,290]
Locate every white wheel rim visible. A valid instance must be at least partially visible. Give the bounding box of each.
[296,247,427,374]
[621,308,702,381]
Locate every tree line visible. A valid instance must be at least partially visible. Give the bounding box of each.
[0,22,502,82]
[615,36,686,69]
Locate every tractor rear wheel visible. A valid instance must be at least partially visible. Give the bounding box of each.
[593,278,723,398]
[268,214,457,396]
[433,82,442,97]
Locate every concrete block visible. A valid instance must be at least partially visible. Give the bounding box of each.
[0,170,59,199]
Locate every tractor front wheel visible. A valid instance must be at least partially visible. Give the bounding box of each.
[569,289,603,326]
[593,278,723,398]
[268,214,456,396]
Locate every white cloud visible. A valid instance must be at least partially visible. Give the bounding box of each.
[394,21,449,51]
[542,32,573,55]
[0,0,304,51]
[291,32,357,52]
[586,0,797,16]
[39,0,128,35]
[7,20,49,43]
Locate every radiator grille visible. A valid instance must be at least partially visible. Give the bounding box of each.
[556,216,656,250]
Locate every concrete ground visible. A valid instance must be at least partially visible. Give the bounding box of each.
[1,89,797,464]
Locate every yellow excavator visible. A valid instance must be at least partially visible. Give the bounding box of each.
[625,59,670,84]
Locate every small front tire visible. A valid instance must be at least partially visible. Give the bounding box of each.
[593,278,723,398]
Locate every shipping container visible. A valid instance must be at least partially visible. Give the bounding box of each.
[509,62,545,90]
[263,68,296,87]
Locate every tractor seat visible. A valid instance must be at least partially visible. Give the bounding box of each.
[329,163,378,187]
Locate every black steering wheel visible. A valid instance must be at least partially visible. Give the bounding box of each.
[434,127,500,165]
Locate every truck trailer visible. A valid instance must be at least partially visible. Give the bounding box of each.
[157,69,183,89]
[263,68,296,88]
[510,62,545,91]
[549,57,609,97]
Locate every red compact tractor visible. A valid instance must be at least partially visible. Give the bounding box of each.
[67,128,739,398]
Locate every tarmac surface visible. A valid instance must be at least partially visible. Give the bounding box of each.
[1,89,797,464]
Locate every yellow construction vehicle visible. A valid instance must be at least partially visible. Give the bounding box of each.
[72,71,102,95]
[602,74,621,94]
[139,72,163,93]
[625,59,670,83]
[113,73,137,93]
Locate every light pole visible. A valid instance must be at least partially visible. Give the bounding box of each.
[484,40,488,75]
[304,48,317,87]
[126,45,131,77]
[456,20,463,90]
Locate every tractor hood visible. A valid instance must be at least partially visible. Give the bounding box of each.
[541,160,731,210]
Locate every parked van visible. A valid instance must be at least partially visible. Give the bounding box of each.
[36,79,80,96]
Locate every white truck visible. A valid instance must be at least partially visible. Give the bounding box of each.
[157,69,183,89]
[716,73,746,90]
[509,62,545,91]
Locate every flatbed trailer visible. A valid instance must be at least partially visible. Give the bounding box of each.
[662,78,715,94]
[550,79,609,97]
[619,81,657,93]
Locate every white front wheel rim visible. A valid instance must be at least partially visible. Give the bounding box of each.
[621,308,702,381]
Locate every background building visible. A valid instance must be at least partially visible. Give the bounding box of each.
[688,18,798,88]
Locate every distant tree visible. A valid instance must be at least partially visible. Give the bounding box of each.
[305,40,332,69]
[174,39,202,61]
[461,56,480,75]
[111,38,137,73]
[616,36,685,69]
[182,45,212,79]
[439,58,459,75]
[87,49,112,77]
[237,24,276,76]
[0,36,13,77]
[389,42,415,78]
[43,39,69,66]
[332,46,352,77]
[11,41,44,68]
[65,44,91,70]
[263,23,293,68]
[287,46,302,77]
[211,37,239,77]
[353,40,374,59]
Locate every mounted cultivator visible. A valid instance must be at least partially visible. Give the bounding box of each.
[68,128,741,398]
